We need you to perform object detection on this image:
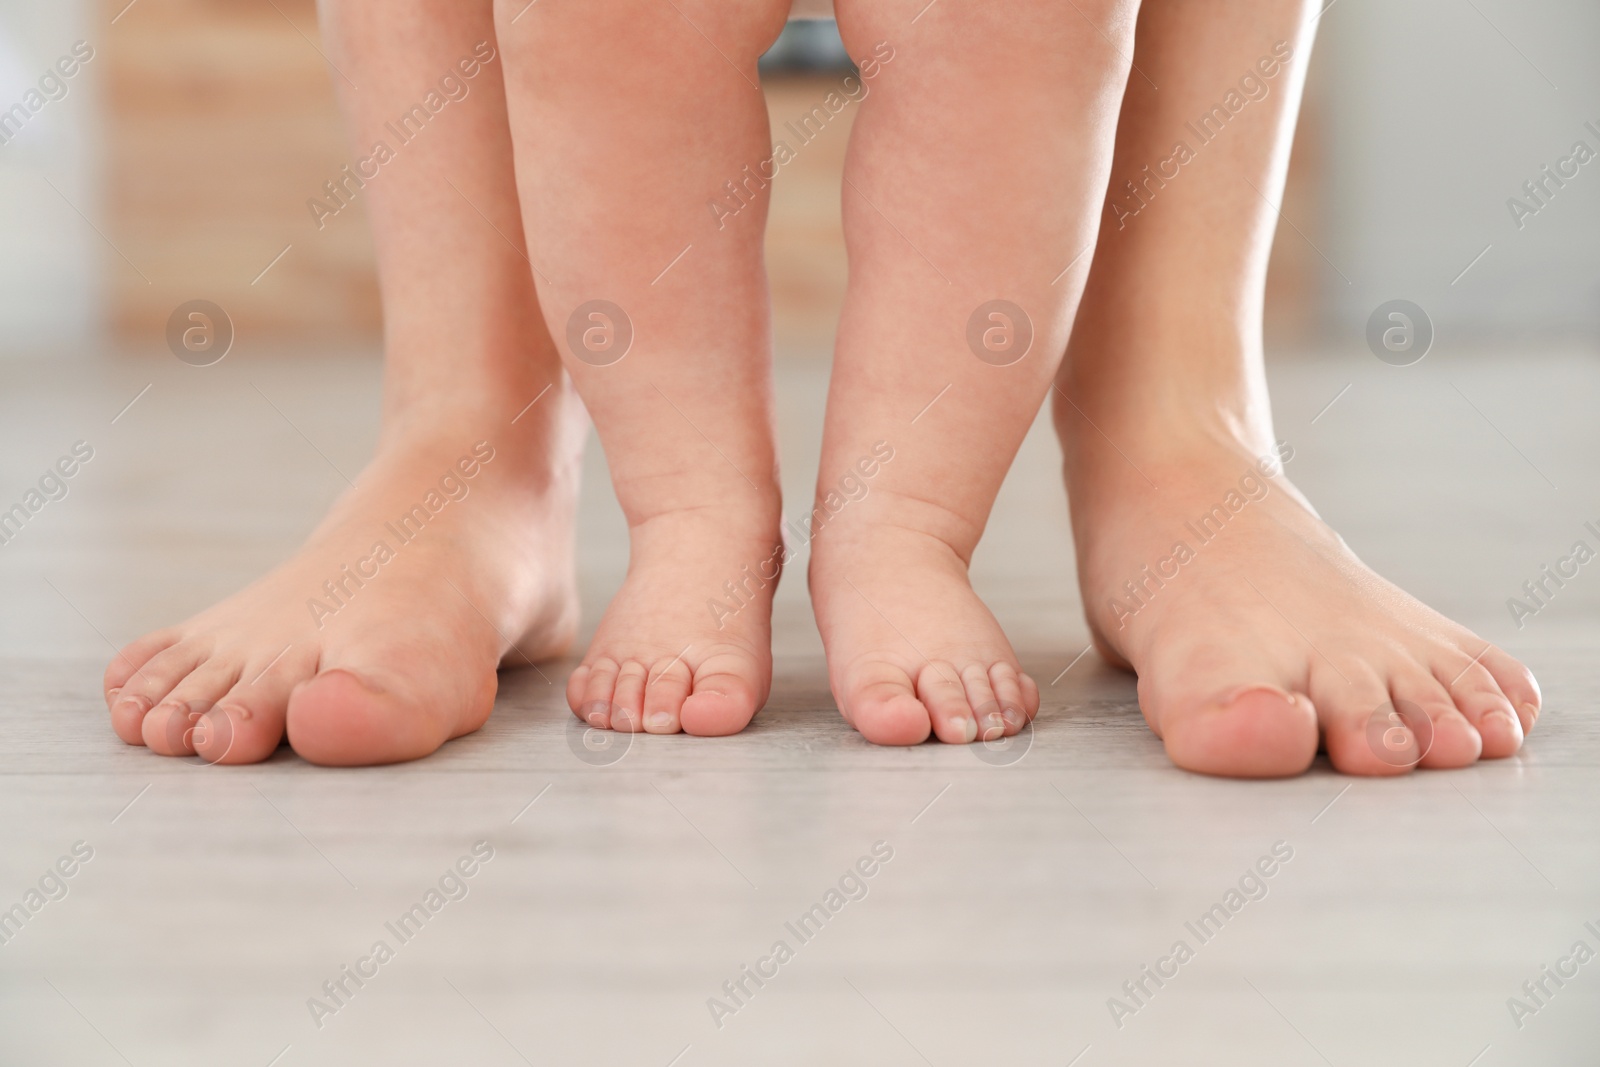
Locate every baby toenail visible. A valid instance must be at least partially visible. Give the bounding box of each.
[647,711,674,731]
[1001,707,1025,731]
[980,713,1005,741]
[115,694,150,714]
[952,716,976,743]
[1517,702,1539,723]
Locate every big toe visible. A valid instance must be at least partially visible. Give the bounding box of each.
[680,657,764,737]
[1161,685,1319,779]
[286,667,491,766]
[840,665,932,746]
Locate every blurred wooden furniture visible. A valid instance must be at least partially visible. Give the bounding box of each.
[103,0,380,344]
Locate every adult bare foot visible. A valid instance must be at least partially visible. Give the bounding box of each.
[1052,0,1538,778]
[105,403,582,766]
[103,0,583,765]
[1062,413,1541,778]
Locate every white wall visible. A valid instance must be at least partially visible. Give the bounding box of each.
[0,1,99,351]
[1316,0,1600,341]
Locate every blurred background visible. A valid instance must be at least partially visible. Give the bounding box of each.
[4,0,1597,357]
[4,9,1600,1066]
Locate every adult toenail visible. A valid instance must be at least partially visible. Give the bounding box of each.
[1218,684,1291,707]
[1483,708,1517,737]
[647,711,674,731]
[343,670,388,695]
[195,707,238,758]
[952,716,976,743]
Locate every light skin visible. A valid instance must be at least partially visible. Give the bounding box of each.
[807,0,1137,745]
[103,1,583,765]
[105,0,1541,777]
[493,0,793,738]
[1057,0,1541,776]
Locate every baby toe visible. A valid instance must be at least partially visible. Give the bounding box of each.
[608,661,648,733]
[842,662,930,746]
[642,656,692,734]
[565,663,591,720]
[987,663,1030,734]
[575,658,619,730]
[916,660,978,744]
[958,663,1006,741]
[681,652,763,737]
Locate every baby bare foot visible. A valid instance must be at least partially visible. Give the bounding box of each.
[104,403,581,766]
[566,508,778,737]
[810,516,1040,747]
[1066,419,1541,778]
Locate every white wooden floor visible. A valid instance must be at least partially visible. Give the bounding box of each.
[2,346,1598,1066]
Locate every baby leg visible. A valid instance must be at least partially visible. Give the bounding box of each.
[809,0,1139,744]
[1058,0,1541,776]
[494,0,794,735]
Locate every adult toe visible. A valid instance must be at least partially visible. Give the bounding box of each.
[1140,643,1317,778]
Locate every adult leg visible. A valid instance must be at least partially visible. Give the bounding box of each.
[1058,0,1540,776]
[105,0,581,764]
